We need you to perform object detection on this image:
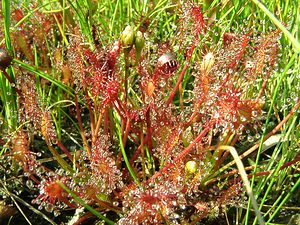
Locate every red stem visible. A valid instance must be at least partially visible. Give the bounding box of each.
[85,91,95,137]
[122,116,131,146]
[56,141,81,170]
[166,62,190,106]
[56,141,73,161]
[104,108,109,134]
[2,70,23,97]
[92,108,105,145]
[145,105,153,153]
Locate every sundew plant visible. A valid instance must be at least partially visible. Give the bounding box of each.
[0,0,300,224]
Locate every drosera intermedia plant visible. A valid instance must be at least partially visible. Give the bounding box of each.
[1,0,300,224]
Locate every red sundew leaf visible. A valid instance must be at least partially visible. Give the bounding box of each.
[12,130,32,172]
[223,32,238,46]
[42,20,52,34]
[35,176,76,209]
[218,183,242,205]
[183,3,206,60]
[228,34,250,69]
[83,49,102,68]
[13,9,24,22]
[191,4,205,36]
[90,71,104,96]
[236,100,263,121]
[102,80,120,106]
[107,40,121,70]
[249,30,279,79]
[216,88,263,128]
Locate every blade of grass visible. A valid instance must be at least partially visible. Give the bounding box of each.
[115,118,141,188]
[251,116,298,225]
[0,71,18,130]
[110,0,121,37]
[14,59,74,96]
[2,0,13,52]
[67,0,94,47]
[1,0,18,131]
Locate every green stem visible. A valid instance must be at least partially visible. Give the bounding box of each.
[124,51,130,102]
[116,122,141,188]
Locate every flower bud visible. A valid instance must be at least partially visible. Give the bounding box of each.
[134,31,145,63]
[200,52,214,73]
[185,161,198,174]
[135,31,145,53]
[146,80,155,97]
[121,25,135,52]
[182,126,193,147]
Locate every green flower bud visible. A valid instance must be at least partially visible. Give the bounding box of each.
[134,31,145,64]
[96,193,109,202]
[185,161,198,174]
[134,31,145,53]
[182,127,193,147]
[121,25,135,51]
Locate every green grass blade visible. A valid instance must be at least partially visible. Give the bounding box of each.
[2,0,13,52]
[115,120,141,188]
[14,59,74,96]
